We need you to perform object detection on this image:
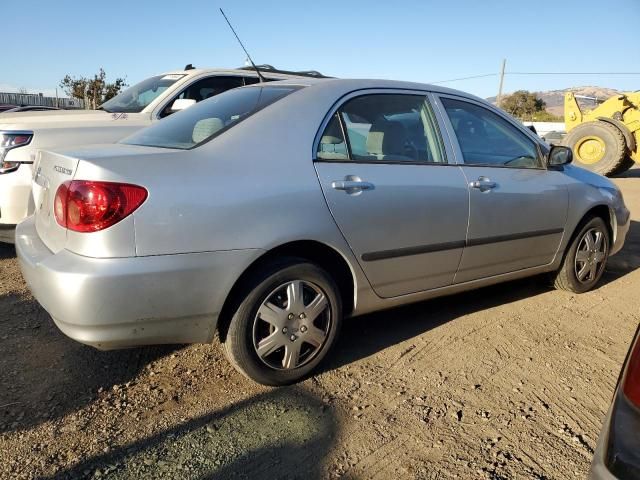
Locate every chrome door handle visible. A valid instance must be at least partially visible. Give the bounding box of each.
[331,175,375,195]
[469,176,497,191]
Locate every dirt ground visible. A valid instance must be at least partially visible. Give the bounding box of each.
[1,168,639,480]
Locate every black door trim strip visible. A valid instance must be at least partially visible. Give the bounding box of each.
[466,227,564,247]
[361,228,564,262]
[361,240,466,262]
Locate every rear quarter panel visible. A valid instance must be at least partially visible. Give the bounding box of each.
[129,86,354,258]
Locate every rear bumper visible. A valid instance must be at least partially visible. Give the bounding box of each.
[16,216,263,350]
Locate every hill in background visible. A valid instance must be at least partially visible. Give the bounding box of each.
[488,86,621,116]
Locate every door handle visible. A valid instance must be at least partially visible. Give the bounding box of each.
[469,176,497,191]
[331,175,375,195]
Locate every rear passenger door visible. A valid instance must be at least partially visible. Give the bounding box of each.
[435,95,569,283]
[314,91,470,298]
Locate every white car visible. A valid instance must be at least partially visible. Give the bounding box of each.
[0,65,325,242]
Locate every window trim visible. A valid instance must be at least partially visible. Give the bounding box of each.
[433,93,548,170]
[313,88,454,166]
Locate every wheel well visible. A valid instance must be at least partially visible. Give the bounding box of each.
[581,205,613,240]
[216,240,356,342]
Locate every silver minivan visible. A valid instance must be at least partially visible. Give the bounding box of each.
[16,79,630,385]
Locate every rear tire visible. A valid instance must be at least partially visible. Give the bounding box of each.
[223,258,342,386]
[553,216,610,293]
[562,121,627,176]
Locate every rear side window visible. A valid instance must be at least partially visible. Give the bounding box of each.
[122,86,298,150]
[441,97,541,168]
[317,94,446,163]
[317,113,349,160]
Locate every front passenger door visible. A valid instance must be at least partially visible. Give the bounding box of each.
[437,95,569,283]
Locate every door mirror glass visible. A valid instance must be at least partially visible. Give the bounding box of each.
[548,145,573,167]
[169,98,196,113]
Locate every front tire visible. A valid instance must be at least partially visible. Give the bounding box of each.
[553,216,610,293]
[223,258,342,386]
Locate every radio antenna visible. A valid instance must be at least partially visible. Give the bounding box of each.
[219,8,265,83]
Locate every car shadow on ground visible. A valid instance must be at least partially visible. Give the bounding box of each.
[615,166,640,178]
[0,289,180,435]
[322,275,551,374]
[325,219,640,373]
[44,387,337,480]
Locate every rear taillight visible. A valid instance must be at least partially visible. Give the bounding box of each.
[54,180,147,232]
[0,131,33,174]
[622,334,640,407]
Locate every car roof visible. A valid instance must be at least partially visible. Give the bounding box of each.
[247,77,487,104]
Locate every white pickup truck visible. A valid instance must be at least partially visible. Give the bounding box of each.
[0,65,323,242]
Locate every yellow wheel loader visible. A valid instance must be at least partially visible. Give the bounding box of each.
[562,91,639,176]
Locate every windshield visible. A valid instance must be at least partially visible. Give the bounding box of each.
[101,74,186,113]
[121,86,299,150]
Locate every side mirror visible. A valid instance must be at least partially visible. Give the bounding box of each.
[169,98,196,113]
[548,145,573,167]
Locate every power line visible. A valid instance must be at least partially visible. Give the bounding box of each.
[430,73,497,84]
[508,71,640,75]
[432,71,640,84]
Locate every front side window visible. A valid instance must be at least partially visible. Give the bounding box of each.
[122,86,298,150]
[101,74,185,113]
[441,97,541,168]
[316,94,446,163]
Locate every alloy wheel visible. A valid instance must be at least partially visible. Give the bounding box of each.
[574,227,608,284]
[252,280,331,370]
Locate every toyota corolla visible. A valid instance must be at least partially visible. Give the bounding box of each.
[16,79,630,385]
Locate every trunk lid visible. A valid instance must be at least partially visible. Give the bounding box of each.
[32,143,179,257]
[32,150,80,253]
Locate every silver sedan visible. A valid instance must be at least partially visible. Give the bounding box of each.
[16,79,630,385]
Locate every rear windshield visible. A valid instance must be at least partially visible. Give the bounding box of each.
[121,86,299,150]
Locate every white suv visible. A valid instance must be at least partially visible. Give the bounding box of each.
[0,65,324,242]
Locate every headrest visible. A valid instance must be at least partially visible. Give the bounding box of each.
[321,134,344,145]
[366,119,405,156]
[192,118,224,143]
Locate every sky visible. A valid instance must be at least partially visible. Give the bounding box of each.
[2,0,639,99]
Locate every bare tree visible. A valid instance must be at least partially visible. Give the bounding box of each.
[60,69,127,109]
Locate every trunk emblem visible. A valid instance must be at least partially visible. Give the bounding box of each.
[54,165,72,175]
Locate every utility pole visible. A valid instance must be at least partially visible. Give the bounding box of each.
[496,58,506,108]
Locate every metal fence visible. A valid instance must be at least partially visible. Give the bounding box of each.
[0,92,84,109]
